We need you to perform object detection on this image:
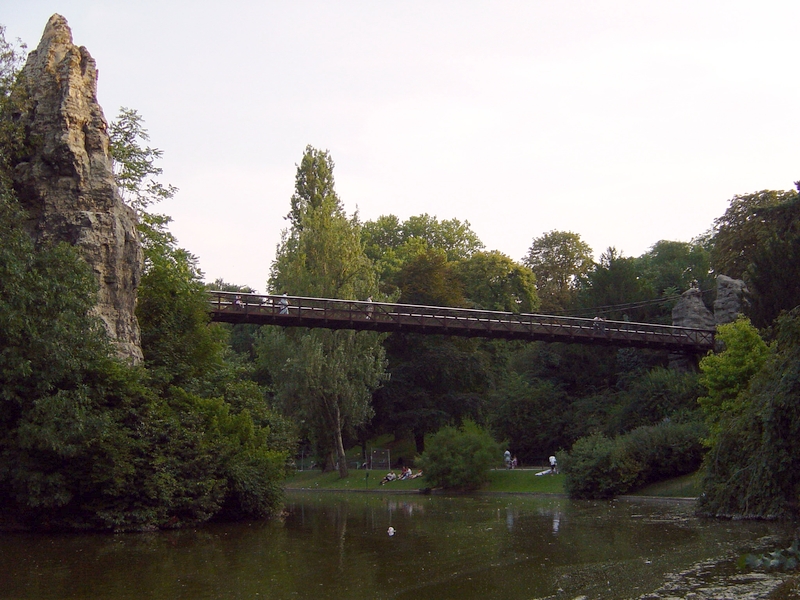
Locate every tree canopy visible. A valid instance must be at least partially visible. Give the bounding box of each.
[524,230,593,312]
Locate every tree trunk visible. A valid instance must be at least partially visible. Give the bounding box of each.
[415,429,425,454]
[333,405,349,478]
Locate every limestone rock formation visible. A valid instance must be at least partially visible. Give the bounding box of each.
[670,287,715,370]
[714,274,748,325]
[11,14,143,363]
[671,287,715,331]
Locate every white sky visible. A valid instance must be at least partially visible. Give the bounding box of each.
[6,2,800,293]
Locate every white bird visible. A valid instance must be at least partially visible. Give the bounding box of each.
[387,527,395,536]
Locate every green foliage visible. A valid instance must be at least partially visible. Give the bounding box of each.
[136,237,227,392]
[0,25,25,96]
[579,247,651,320]
[263,145,386,478]
[362,213,484,296]
[372,332,502,454]
[455,250,540,313]
[490,375,569,463]
[524,230,593,312]
[417,420,502,490]
[560,433,623,499]
[561,421,706,499]
[396,248,464,306]
[0,190,290,530]
[698,309,800,519]
[745,192,800,328]
[270,150,376,301]
[108,108,177,213]
[698,317,770,441]
[711,188,798,280]
[288,145,341,230]
[0,26,30,189]
[608,367,703,434]
[638,240,712,302]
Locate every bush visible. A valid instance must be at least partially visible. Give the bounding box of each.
[562,421,706,499]
[417,420,502,490]
[698,309,800,519]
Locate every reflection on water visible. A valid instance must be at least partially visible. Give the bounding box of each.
[0,493,793,599]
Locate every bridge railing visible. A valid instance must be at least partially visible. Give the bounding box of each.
[207,291,715,351]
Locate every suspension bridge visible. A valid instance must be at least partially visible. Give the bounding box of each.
[207,292,714,353]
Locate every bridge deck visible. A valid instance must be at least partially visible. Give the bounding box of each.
[208,292,715,353]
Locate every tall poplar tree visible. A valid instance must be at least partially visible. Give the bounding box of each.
[261,146,386,478]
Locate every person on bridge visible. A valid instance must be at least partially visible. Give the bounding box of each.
[279,293,289,315]
[366,296,374,319]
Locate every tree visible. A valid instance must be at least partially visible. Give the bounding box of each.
[288,145,339,230]
[578,247,650,320]
[455,250,540,313]
[491,375,569,463]
[362,213,484,296]
[396,247,464,306]
[743,188,800,328]
[0,25,29,188]
[108,108,177,214]
[638,240,712,300]
[400,214,484,261]
[710,189,798,280]
[524,230,593,312]
[260,146,387,478]
[107,109,292,526]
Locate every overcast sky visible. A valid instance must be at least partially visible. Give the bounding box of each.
[6,2,800,292]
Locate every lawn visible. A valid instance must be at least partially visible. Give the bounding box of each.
[284,468,703,498]
[284,468,566,494]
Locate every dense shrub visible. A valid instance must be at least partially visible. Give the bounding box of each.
[698,309,800,519]
[418,420,502,490]
[561,421,706,499]
[560,433,628,499]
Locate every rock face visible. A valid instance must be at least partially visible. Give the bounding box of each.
[11,15,143,363]
[714,275,748,325]
[670,287,715,370]
[671,287,715,331]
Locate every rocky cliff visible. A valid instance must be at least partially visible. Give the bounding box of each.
[11,15,143,363]
[714,274,749,325]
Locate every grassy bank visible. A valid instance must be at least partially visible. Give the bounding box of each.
[285,468,565,493]
[285,468,702,498]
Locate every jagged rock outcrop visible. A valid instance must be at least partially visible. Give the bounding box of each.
[11,14,143,363]
[714,274,748,325]
[669,287,715,370]
[671,287,715,331]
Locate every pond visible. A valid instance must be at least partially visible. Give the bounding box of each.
[1,492,794,599]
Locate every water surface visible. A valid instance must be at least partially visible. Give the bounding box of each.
[1,492,792,599]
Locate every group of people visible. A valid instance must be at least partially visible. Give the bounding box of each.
[380,467,423,484]
[503,450,518,469]
[505,450,558,474]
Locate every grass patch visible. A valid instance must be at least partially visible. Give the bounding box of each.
[485,469,565,493]
[285,468,565,494]
[285,469,426,492]
[285,469,702,498]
